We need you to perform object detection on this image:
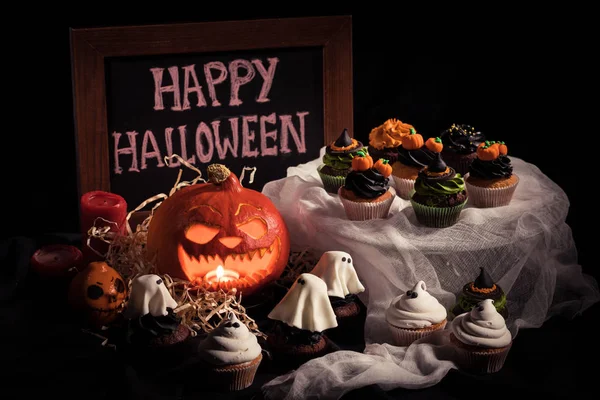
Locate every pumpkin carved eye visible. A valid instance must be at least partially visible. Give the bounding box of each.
[238,218,268,239]
[185,223,220,244]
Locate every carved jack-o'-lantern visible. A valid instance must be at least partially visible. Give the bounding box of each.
[146,164,291,297]
[68,261,127,327]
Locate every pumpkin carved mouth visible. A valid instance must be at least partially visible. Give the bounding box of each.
[178,236,281,290]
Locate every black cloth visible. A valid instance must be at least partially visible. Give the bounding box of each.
[1,234,597,399]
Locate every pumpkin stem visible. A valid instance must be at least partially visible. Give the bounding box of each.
[207,164,231,184]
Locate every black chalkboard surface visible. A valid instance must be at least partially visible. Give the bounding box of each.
[105,47,324,208]
[71,17,352,209]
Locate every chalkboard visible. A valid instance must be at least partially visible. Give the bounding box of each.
[71,16,352,210]
[105,47,324,208]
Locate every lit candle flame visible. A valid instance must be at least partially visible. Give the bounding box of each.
[216,265,224,280]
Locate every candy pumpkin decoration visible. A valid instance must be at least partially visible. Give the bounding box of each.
[351,150,373,171]
[477,141,500,161]
[402,128,424,150]
[425,137,443,153]
[374,159,392,178]
[497,141,508,156]
[68,261,127,328]
[146,164,290,297]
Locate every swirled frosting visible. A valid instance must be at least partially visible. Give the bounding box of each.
[369,119,413,150]
[385,281,447,329]
[413,154,465,196]
[322,152,355,170]
[468,155,513,179]
[451,299,512,348]
[197,313,262,366]
[397,145,436,168]
[440,124,486,155]
[344,168,389,199]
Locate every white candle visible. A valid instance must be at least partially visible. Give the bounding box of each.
[205,265,240,285]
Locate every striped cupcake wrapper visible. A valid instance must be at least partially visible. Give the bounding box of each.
[465,175,519,208]
[392,176,416,200]
[410,198,466,228]
[338,187,396,221]
[388,320,447,347]
[318,165,347,194]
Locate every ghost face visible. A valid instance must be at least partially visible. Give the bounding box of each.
[472,298,497,319]
[268,273,338,333]
[125,274,179,319]
[310,251,365,298]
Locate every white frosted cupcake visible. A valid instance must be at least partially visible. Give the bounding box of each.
[450,299,513,374]
[197,313,263,391]
[385,281,448,346]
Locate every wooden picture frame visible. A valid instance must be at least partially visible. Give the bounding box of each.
[70,16,353,199]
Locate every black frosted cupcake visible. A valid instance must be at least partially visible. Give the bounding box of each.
[440,124,486,175]
[318,128,366,194]
[450,267,508,319]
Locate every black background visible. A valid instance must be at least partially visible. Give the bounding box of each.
[4,8,597,399]
[106,47,324,207]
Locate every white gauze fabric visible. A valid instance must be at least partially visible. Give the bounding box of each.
[261,147,600,400]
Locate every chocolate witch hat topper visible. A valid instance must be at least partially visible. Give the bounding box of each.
[474,267,495,289]
[334,128,353,147]
[428,152,448,173]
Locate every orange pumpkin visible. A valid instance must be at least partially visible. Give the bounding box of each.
[498,141,508,156]
[351,150,374,171]
[146,164,290,297]
[402,128,424,150]
[477,141,500,161]
[374,159,392,178]
[68,261,127,328]
[425,137,443,153]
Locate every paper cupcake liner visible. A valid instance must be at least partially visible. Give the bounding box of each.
[210,353,262,391]
[392,176,416,200]
[338,187,396,221]
[465,175,519,208]
[318,165,347,194]
[388,320,447,347]
[410,198,466,228]
[451,335,511,374]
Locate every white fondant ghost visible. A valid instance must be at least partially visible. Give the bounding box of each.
[268,273,338,332]
[310,251,365,298]
[124,274,178,318]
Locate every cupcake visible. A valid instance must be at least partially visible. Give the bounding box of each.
[267,273,338,368]
[465,141,519,208]
[391,132,439,199]
[310,251,366,343]
[439,124,486,175]
[122,274,191,368]
[385,280,448,346]
[450,267,508,319]
[338,150,396,221]
[410,152,468,228]
[317,128,366,194]
[196,312,263,391]
[367,118,413,164]
[450,299,513,374]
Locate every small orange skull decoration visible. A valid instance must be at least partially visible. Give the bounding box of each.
[146,164,291,297]
[68,261,127,327]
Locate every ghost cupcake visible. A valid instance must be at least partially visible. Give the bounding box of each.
[122,274,191,368]
[267,273,338,367]
[450,299,513,373]
[385,281,448,346]
[196,312,263,391]
[310,251,366,343]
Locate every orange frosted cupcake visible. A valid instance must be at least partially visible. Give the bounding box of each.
[367,118,413,164]
[392,133,440,199]
[465,141,519,207]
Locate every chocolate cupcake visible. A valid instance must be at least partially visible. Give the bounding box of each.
[367,118,413,164]
[410,153,468,228]
[318,128,366,194]
[266,273,338,368]
[440,124,486,175]
[450,267,508,319]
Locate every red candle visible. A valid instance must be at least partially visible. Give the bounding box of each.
[30,244,83,278]
[80,191,127,262]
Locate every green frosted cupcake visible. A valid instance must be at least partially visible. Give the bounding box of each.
[450,267,508,320]
[318,129,366,194]
[410,152,467,228]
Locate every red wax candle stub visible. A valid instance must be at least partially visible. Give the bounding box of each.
[31,245,83,278]
[80,191,128,262]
